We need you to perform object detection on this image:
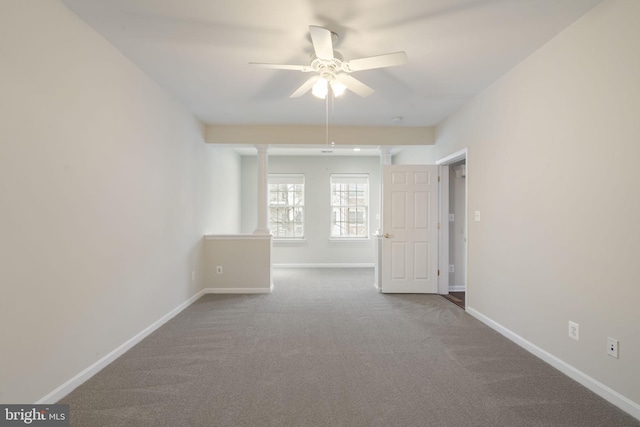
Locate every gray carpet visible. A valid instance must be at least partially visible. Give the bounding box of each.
[61,268,639,426]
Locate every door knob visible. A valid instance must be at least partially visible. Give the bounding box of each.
[384,233,393,238]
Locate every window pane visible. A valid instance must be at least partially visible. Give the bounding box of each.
[268,175,305,238]
[330,175,368,238]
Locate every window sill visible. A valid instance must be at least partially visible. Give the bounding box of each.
[273,238,307,245]
[328,238,371,242]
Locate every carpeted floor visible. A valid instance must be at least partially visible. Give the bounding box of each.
[60,268,639,426]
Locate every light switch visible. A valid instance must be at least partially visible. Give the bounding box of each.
[449,213,455,222]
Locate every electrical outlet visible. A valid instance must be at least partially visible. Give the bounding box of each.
[568,321,579,341]
[607,337,619,358]
[216,266,223,274]
[474,211,481,221]
[191,271,195,281]
[449,213,455,222]
[449,264,455,273]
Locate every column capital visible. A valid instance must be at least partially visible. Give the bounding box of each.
[379,146,392,166]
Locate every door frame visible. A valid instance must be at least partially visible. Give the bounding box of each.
[436,148,468,295]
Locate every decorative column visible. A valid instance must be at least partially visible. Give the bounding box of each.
[254,144,271,235]
[376,146,393,290]
[376,146,392,235]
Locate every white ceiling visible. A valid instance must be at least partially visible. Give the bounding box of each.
[61,0,601,128]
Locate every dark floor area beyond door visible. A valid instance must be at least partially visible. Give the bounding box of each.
[442,291,465,309]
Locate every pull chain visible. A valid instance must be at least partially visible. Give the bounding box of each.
[325,91,329,146]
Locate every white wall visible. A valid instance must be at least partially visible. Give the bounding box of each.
[0,0,238,403]
[392,145,438,165]
[204,145,242,235]
[203,236,271,292]
[436,0,640,414]
[242,155,380,265]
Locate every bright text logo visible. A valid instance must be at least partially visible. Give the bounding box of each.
[0,405,68,426]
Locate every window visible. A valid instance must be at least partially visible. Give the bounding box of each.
[330,174,369,238]
[268,174,304,238]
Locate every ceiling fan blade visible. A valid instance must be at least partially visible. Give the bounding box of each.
[309,25,334,60]
[290,76,321,98]
[249,62,313,72]
[335,74,374,97]
[343,51,407,72]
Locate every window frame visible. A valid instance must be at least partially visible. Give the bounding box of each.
[268,174,305,239]
[329,174,370,240]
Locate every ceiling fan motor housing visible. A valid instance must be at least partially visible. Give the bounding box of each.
[311,51,344,79]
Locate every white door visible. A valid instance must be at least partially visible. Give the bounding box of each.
[381,165,439,293]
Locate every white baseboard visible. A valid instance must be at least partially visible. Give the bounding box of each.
[448,286,466,292]
[37,289,207,404]
[467,306,640,421]
[38,284,276,403]
[203,287,271,294]
[273,263,375,268]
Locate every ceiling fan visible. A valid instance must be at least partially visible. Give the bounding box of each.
[249,25,407,99]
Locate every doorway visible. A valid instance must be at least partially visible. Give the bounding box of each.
[448,159,467,292]
[437,149,468,309]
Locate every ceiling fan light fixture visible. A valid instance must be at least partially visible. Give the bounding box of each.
[312,77,328,99]
[330,79,346,97]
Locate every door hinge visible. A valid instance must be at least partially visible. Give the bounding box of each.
[438,176,440,182]
[437,269,440,276]
[438,222,440,230]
